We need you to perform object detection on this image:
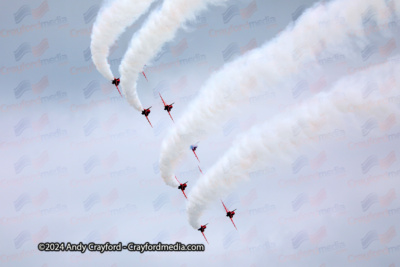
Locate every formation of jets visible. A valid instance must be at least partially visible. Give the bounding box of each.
[140,93,175,127]
[111,75,176,128]
[108,71,238,245]
[174,143,238,243]
[193,201,237,243]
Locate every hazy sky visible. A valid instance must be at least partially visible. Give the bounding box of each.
[1,0,400,266]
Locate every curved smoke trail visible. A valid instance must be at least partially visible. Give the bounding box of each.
[159,0,399,187]
[91,0,156,81]
[186,60,400,228]
[119,0,229,111]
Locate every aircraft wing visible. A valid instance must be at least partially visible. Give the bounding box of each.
[159,93,166,106]
[193,151,200,162]
[221,200,229,213]
[230,218,238,230]
[198,165,203,174]
[142,71,148,82]
[202,232,209,244]
[182,190,188,200]
[168,111,174,123]
[146,116,153,128]
[115,85,123,97]
[175,176,181,184]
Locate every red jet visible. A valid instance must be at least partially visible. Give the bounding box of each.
[198,224,209,244]
[190,142,200,162]
[175,176,188,199]
[221,200,237,230]
[111,78,122,97]
[159,93,174,122]
[142,65,148,82]
[142,71,148,82]
[141,107,152,128]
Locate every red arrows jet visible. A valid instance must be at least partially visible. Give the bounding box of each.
[142,65,148,82]
[111,78,122,97]
[159,93,174,122]
[141,107,152,128]
[142,71,148,82]
[175,176,188,199]
[221,200,237,230]
[190,142,200,162]
[198,224,209,244]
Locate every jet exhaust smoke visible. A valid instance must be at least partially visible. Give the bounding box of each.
[186,60,400,228]
[91,0,156,81]
[119,0,229,111]
[159,0,400,188]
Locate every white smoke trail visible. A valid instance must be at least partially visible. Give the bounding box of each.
[186,60,400,228]
[159,0,400,187]
[119,0,229,111]
[91,0,156,81]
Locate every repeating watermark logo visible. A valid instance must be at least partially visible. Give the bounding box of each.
[292,155,309,174]
[14,38,49,62]
[222,0,257,24]
[222,39,258,62]
[361,118,378,136]
[83,80,101,99]
[380,38,396,57]
[83,5,99,24]
[14,231,30,249]
[292,5,306,21]
[14,189,48,212]
[361,230,379,249]
[83,155,100,174]
[14,226,49,249]
[153,193,170,211]
[170,38,188,57]
[361,189,396,212]
[14,1,49,24]
[291,189,326,212]
[154,39,189,60]
[185,15,208,29]
[14,76,49,99]
[82,152,120,174]
[83,47,91,62]
[361,155,379,174]
[83,189,118,211]
[83,118,99,136]
[14,155,31,174]
[361,44,377,61]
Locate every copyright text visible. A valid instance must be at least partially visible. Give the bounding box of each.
[37,242,205,253]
